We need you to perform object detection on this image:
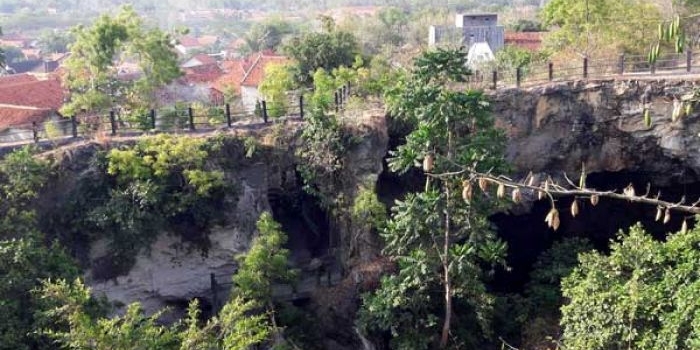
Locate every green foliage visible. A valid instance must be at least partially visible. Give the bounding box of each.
[351,185,387,232]
[0,45,24,63]
[37,30,74,54]
[242,18,296,54]
[541,0,661,56]
[218,296,271,350]
[86,135,226,276]
[259,63,296,118]
[0,239,78,350]
[296,110,354,207]
[360,47,508,349]
[233,212,297,305]
[61,5,182,117]
[560,222,700,350]
[284,20,359,85]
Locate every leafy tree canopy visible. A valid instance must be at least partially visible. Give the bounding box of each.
[61,5,182,116]
[561,222,700,350]
[541,0,661,56]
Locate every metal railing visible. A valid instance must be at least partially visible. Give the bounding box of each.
[468,50,700,90]
[0,85,353,147]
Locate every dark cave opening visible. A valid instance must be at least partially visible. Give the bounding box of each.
[490,170,700,294]
[267,176,330,266]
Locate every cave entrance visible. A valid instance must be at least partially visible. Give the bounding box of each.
[489,170,700,294]
[267,184,330,266]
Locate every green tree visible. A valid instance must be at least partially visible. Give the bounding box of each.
[258,62,296,118]
[541,0,661,56]
[560,222,700,350]
[358,47,508,349]
[284,18,359,85]
[61,5,181,119]
[0,147,79,350]
[232,212,297,331]
[38,30,74,54]
[0,45,25,64]
[242,18,295,54]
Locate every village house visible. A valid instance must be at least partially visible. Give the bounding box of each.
[210,53,289,111]
[0,75,68,142]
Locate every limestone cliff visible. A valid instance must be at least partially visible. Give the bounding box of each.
[491,79,700,184]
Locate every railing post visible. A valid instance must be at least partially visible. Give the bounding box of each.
[338,88,343,107]
[583,56,588,79]
[334,91,339,112]
[299,94,304,120]
[491,70,497,90]
[188,107,195,131]
[109,110,116,136]
[651,61,656,75]
[618,54,625,75]
[548,62,554,81]
[150,109,156,130]
[687,48,692,73]
[70,115,77,138]
[225,103,232,127]
[516,66,522,88]
[262,100,268,123]
[32,122,38,143]
[210,273,218,312]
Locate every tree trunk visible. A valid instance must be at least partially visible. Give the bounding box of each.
[439,120,455,349]
[440,259,452,348]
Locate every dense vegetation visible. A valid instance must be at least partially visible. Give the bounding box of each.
[5,1,700,349]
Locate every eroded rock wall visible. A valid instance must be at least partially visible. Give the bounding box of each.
[491,79,700,184]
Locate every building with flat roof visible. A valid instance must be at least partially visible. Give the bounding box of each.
[429,13,504,54]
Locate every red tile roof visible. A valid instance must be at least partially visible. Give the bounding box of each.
[182,64,223,84]
[212,59,246,94]
[504,32,544,51]
[0,73,38,85]
[0,78,64,110]
[240,54,289,87]
[178,36,201,48]
[192,54,217,66]
[0,105,53,129]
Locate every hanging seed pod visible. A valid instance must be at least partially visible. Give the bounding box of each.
[655,207,663,222]
[624,184,635,197]
[544,208,559,228]
[497,183,506,198]
[512,188,521,203]
[571,200,580,217]
[664,208,671,224]
[478,178,489,193]
[551,215,561,231]
[423,154,434,172]
[590,194,599,206]
[681,219,688,234]
[643,108,652,128]
[462,182,473,202]
[538,190,545,200]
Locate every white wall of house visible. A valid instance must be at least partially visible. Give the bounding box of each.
[241,86,261,112]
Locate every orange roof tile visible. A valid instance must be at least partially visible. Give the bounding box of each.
[240,54,289,87]
[212,59,246,94]
[0,79,65,110]
[504,32,544,51]
[178,36,201,48]
[0,73,38,85]
[182,64,223,84]
[0,105,53,129]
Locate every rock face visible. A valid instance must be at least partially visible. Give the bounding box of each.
[65,115,390,318]
[491,79,700,184]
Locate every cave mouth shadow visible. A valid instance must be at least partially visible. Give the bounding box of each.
[267,181,330,267]
[489,170,700,294]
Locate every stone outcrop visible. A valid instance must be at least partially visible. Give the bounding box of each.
[491,79,700,184]
[41,114,389,318]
